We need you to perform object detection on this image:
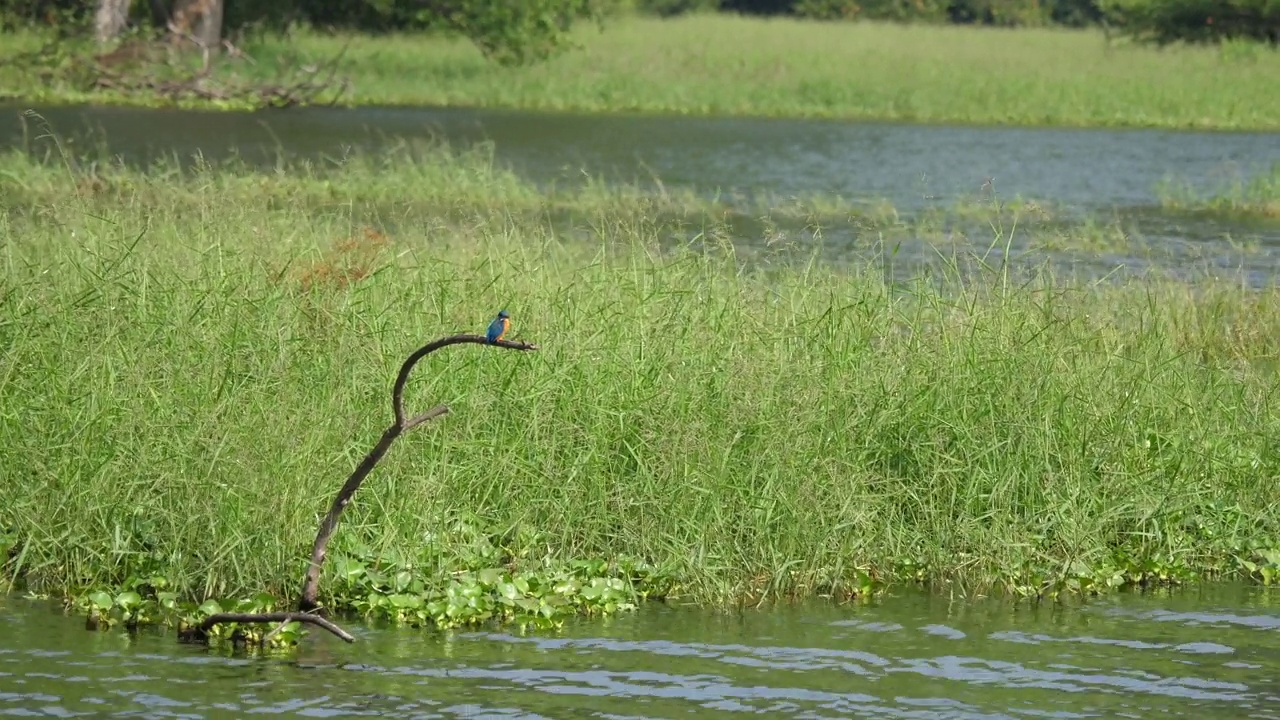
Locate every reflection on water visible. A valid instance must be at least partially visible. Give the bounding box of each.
[3,587,1279,718]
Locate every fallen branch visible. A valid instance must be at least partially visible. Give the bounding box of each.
[91,47,350,109]
[299,333,540,612]
[9,36,351,110]
[187,612,356,644]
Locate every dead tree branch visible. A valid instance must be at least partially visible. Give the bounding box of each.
[190,333,537,643]
[297,333,540,613]
[6,34,353,110]
[187,612,356,644]
[89,43,350,108]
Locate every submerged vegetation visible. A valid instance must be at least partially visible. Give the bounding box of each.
[1,140,1279,647]
[1158,162,1280,219]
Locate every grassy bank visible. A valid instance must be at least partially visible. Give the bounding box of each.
[2,144,1279,636]
[4,15,1280,130]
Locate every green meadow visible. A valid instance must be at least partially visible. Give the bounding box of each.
[4,14,1280,129]
[2,141,1279,631]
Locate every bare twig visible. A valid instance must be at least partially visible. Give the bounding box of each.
[297,333,539,613]
[192,612,356,643]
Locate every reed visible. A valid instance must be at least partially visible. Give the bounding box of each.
[1,143,1277,613]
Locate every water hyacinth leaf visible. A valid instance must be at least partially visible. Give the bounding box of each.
[197,599,223,616]
[335,557,365,581]
[388,593,423,609]
[394,571,412,592]
[114,591,142,610]
[88,591,114,610]
[498,581,519,600]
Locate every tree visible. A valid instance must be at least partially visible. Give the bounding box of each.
[1100,0,1280,44]
[168,0,224,49]
[93,0,129,43]
[73,0,608,66]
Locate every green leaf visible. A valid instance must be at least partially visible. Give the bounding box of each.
[388,593,423,609]
[394,571,412,592]
[336,557,365,581]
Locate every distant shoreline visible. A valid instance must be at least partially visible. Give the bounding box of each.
[2,15,1278,131]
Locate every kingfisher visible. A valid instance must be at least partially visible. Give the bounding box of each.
[485,310,510,344]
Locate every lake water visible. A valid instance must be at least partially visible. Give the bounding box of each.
[3,103,1278,214]
[3,587,1280,718]
[3,106,1280,715]
[3,103,1280,282]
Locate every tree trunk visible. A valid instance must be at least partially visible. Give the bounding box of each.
[148,0,171,28]
[94,0,131,44]
[169,0,224,50]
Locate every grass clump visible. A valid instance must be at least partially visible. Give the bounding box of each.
[1158,162,1280,219]
[4,15,1280,129]
[1,144,1279,635]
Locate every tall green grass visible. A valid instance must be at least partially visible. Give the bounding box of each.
[1,144,1278,609]
[3,15,1280,129]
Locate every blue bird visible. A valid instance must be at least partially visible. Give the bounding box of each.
[486,310,511,344]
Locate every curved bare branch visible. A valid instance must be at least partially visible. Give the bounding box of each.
[298,333,539,613]
[392,334,539,427]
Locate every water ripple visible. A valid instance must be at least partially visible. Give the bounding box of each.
[2,588,1279,719]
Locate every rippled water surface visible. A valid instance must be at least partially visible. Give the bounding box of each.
[3,103,1278,214]
[3,587,1279,718]
[3,103,1280,281]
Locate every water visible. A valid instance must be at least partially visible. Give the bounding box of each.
[4,104,1280,719]
[3,103,1277,215]
[4,102,1279,283]
[3,588,1279,718]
